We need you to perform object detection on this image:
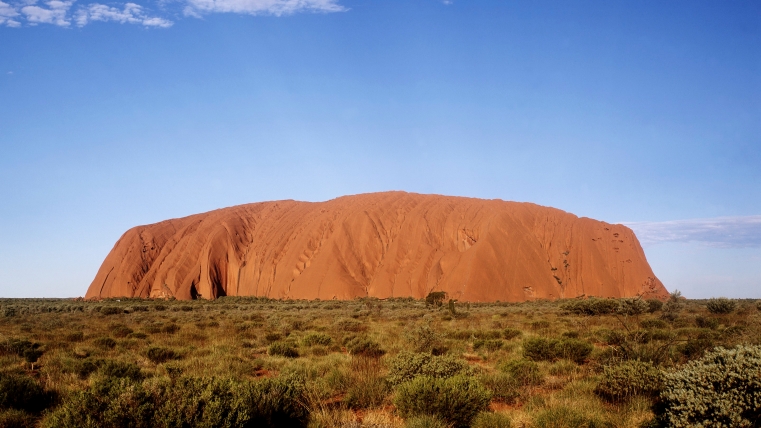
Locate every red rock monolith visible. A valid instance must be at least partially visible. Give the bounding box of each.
[86,192,667,301]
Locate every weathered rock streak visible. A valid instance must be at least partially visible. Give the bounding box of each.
[86,192,667,301]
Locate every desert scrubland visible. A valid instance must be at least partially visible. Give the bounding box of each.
[0,295,759,428]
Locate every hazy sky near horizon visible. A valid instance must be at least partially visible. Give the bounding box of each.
[1,0,759,299]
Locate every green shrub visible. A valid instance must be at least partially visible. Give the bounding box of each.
[678,337,713,360]
[163,363,184,381]
[473,339,503,352]
[287,319,308,331]
[596,327,675,365]
[473,330,502,340]
[161,323,180,334]
[310,345,328,356]
[100,307,121,316]
[533,407,611,428]
[640,319,667,329]
[98,360,143,381]
[722,325,745,339]
[523,338,592,363]
[706,298,737,314]
[646,299,664,313]
[142,324,162,334]
[394,375,492,428]
[43,377,154,428]
[110,324,133,338]
[561,298,619,316]
[146,347,180,364]
[63,332,84,342]
[472,412,512,428]
[387,352,471,386]
[661,291,684,321]
[238,376,309,427]
[156,376,307,427]
[530,320,550,330]
[502,328,521,340]
[557,339,594,363]
[0,372,53,413]
[343,360,388,410]
[548,360,578,377]
[404,415,449,428]
[143,323,180,335]
[128,332,148,340]
[68,358,101,379]
[522,337,556,361]
[499,359,543,386]
[0,339,43,363]
[0,409,36,428]
[92,337,116,350]
[425,291,448,307]
[334,319,366,333]
[478,372,519,403]
[655,345,761,427]
[301,332,332,347]
[594,360,662,403]
[42,377,127,427]
[616,298,649,316]
[268,342,299,358]
[600,330,624,346]
[264,332,283,343]
[694,316,719,330]
[346,338,385,358]
[43,376,308,428]
[407,324,444,353]
[447,330,498,341]
[627,330,653,344]
[344,378,388,409]
[650,329,675,342]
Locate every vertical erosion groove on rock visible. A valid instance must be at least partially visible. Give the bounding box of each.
[86,192,667,301]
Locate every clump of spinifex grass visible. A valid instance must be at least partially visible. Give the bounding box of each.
[0,295,758,427]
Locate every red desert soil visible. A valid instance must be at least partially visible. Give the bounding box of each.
[86,192,667,301]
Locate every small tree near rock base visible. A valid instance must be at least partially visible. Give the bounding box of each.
[425,292,448,307]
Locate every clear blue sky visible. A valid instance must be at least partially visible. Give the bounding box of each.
[1,0,759,298]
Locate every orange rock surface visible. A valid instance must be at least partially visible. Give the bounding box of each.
[86,192,667,301]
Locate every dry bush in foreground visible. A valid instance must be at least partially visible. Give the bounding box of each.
[653,345,761,427]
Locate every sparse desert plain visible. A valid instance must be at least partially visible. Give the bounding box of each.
[0,295,759,427]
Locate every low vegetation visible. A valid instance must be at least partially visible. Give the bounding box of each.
[652,345,761,427]
[0,293,758,427]
[705,297,738,314]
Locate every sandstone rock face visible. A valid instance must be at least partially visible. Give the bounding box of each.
[86,192,667,301]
